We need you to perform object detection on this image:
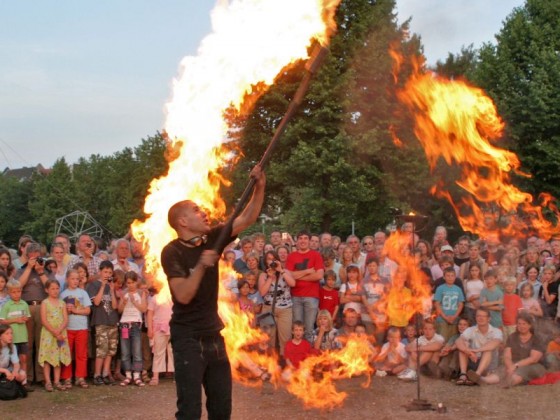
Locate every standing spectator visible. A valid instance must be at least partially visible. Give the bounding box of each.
[233,237,253,275]
[321,247,342,288]
[251,233,267,271]
[454,236,471,267]
[431,246,460,280]
[455,308,502,386]
[286,231,324,342]
[129,237,146,274]
[462,263,484,323]
[60,270,91,389]
[318,270,339,320]
[432,226,448,248]
[147,288,174,386]
[111,239,141,277]
[0,248,16,280]
[502,277,524,342]
[434,267,465,342]
[15,242,53,384]
[309,234,320,251]
[459,242,488,280]
[258,250,295,355]
[53,233,76,268]
[117,271,148,387]
[0,271,8,310]
[319,232,333,250]
[39,279,71,391]
[538,265,558,319]
[0,279,32,391]
[346,235,366,269]
[49,242,68,289]
[12,235,33,270]
[269,231,282,249]
[86,260,119,386]
[69,234,102,281]
[479,270,504,329]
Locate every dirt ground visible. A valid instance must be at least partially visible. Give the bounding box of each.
[3,374,560,419]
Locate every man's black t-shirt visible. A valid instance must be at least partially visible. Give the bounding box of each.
[160,224,235,336]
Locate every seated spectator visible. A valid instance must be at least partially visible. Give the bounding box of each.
[544,329,560,371]
[375,327,407,376]
[455,308,502,386]
[284,321,312,370]
[438,317,470,380]
[401,323,417,346]
[311,310,340,352]
[399,319,444,381]
[0,325,27,387]
[502,312,546,387]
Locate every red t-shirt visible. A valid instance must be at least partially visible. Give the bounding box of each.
[503,293,524,326]
[284,339,312,368]
[319,287,339,316]
[286,250,324,298]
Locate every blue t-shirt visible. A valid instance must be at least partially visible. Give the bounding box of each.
[480,287,504,328]
[434,284,465,324]
[60,287,92,330]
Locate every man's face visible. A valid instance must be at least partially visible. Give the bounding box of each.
[78,235,94,254]
[469,246,479,259]
[296,235,310,251]
[116,241,130,260]
[423,323,435,339]
[347,237,360,253]
[253,238,265,252]
[363,238,374,252]
[320,234,332,248]
[457,240,469,254]
[344,311,359,328]
[55,236,70,253]
[309,236,320,250]
[475,310,490,327]
[551,240,560,256]
[242,242,253,256]
[270,232,281,247]
[178,203,210,234]
[374,232,386,245]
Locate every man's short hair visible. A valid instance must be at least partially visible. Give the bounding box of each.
[296,230,311,239]
[167,200,195,231]
[25,242,42,256]
[476,307,491,318]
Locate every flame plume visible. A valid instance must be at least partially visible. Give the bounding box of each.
[393,55,560,239]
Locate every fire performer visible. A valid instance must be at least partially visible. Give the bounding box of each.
[161,165,266,420]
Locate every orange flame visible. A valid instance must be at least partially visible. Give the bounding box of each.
[393,53,560,239]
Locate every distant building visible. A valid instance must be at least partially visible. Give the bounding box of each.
[1,164,50,181]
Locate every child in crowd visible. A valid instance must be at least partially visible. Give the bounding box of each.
[73,262,89,289]
[375,327,408,377]
[502,277,523,342]
[539,265,559,319]
[237,280,259,320]
[284,321,312,370]
[139,280,153,384]
[319,270,340,320]
[147,287,174,386]
[0,280,31,390]
[339,266,365,314]
[311,310,340,352]
[245,272,263,314]
[479,270,504,329]
[354,323,377,362]
[362,258,389,343]
[86,260,119,386]
[39,279,71,392]
[387,267,413,331]
[118,271,148,387]
[463,263,484,324]
[60,269,91,388]
[401,324,418,345]
[545,330,560,371]
[519,282,543,317]
[400,319,445,381]
[0,271,9,311]
[0,325,27,386]
[434,267,465,342]
[438,317,470,379]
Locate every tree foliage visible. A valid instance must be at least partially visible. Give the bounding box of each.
[472,0,560,199]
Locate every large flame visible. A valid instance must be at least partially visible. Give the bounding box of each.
[393,54,560,239]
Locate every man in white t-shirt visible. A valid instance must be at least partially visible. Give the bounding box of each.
[455,307,502,385]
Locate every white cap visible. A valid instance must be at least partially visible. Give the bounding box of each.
[441,245,454,253]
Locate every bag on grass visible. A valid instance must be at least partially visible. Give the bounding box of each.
[0,374,27,400]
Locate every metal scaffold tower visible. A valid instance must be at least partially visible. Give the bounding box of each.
[55,211,104,242]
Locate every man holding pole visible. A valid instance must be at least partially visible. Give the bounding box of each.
[161,166,265,420]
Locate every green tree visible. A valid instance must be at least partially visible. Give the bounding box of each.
[473,0,560,199]
[0,175,33,247]
[434,44,478,79]
[24,158,78,244]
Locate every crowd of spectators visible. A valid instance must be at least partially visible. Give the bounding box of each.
[1,224,560,399]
